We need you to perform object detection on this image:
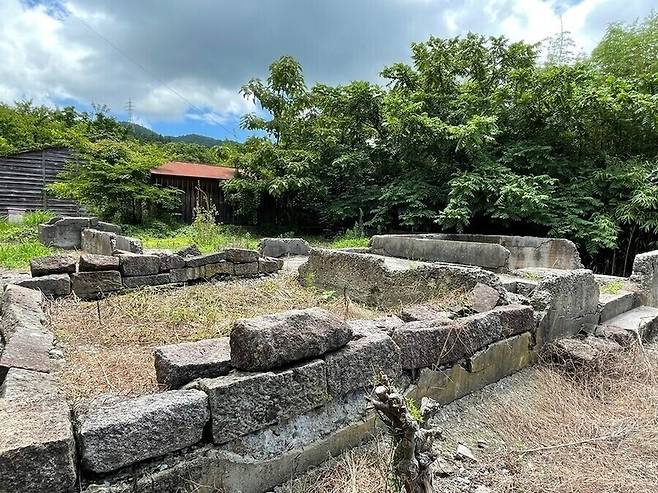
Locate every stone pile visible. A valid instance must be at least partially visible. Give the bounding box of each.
[16,248,283,299]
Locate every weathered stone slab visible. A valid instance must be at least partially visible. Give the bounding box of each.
[199,359,327,444]
[17,273,71,297]
[0,367,61,401]
[599,291,640,323]
[186,261,233,280]
[407,332,535,406]
[0,285,43,341]
[76,390,209,473]
[39,216,96,249]
[175,244,201,257]
[224,248,259,263]
[348,316,404,338]
[82,228,142,256]
[392,305,533,370]
[258,256,283,274]
[155,337,232,388]
[79,253,120,272]
[532,269,600,347]
[122,273,172,289]
[258,238,311,257]
[399,304,454,322]
[1,283,43,313]
[0,397,76,492]
[71,271,123,298]
[234,261,259,276]
[30,254,77,277]
[547,336,622,366]
[185,252,225,268]
[96,221,122,234]
[155,252,185,272]
[118,253,160,276]
[170,268,188,283]
[630,250,658,306]
[230,307,352,371]
[466,282,501,313]
[324,332,401,397]
[0,326,53,373]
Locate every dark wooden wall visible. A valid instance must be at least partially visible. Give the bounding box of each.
[0,148,80,217]
[152,174,234,224]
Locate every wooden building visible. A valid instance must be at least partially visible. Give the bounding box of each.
[0,147,80,218]
[150,161,237,223]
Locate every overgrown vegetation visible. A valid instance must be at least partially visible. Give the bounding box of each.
[0,211,56,269]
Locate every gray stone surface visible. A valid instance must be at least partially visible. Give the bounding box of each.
[155,337,232,388]
[185,261,233,280]
[348,316,405,338]
[0,284,43,340]
[399,304,454,322]
[598,305,658,341]
[258,256,283,274]
[233,261,259,276]
[324,332,401,397]
[631,250,658,306]
[466,282,501,313]
[169,268,188,283]
[29,254,77,277]
[599,291,641,323]
[199,359,327,444]
[0,393,77,492]
[79,253,120,272]
[392,305,534,369]
[369,234,511,272]
[548,336,622,365]
[531,269,600,347]
[38,216,96,249]
[81,228,142,256]
[118,253,160,276]
[299,248,506,308]
[76,390,209,473]
[122,273,172,289]
[71,271,123,298]
[224,248,260,263]
[0,324,53,373]
[155,252,185,272]
[258,238,311,258]
[17,273,71,297]
[419,233,583,270]
[185,252,226,267]
[96,221,122,234]
[230,307,353,371]
[0,367,62,401]
[175,244,201,257]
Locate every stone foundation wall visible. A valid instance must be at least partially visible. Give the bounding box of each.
[369,233,583,271]
[2,248,634,493]
[15,248,283,299]
[39,216,122,250]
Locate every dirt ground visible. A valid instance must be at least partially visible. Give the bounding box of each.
[278,344,658,493]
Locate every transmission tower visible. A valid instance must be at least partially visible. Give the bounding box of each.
[125,98,135,131]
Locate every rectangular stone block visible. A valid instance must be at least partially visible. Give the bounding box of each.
[123,273,172,289]
[185,261,233,281]
[155,337,232,388]
[30,254,77,277]
[0,398,77,493]
[392,305,533,370]
[185,252,225,268]
[324,332,401,397]
[233,261,259,276]
[156,252,185,272]
[224,248,259,263]
[79,253,120,272]
[0,325,53,373]
[118,253,160,276]
[71,271,123,298]
[17,273,71,298]
[76,390,209,473]
[407,332,535,406]
[170,268,188,283]
[0,285,43,341]
[199,359,327,444]
[258,256,283,274]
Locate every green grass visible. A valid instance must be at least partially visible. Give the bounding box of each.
[601,280,625,295]
[0,211,56,269]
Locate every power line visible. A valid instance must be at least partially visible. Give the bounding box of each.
[64,7,238,139]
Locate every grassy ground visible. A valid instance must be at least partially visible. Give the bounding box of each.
[280,346,658,493]
[48,273,382,402]
[0,211,56,269]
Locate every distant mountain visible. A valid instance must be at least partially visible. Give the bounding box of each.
[121,122,238,147]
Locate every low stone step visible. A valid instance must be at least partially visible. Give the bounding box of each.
[599,291,641,323]
[597,305,658,341]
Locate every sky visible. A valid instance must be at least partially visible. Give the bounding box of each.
[0,0,654,141]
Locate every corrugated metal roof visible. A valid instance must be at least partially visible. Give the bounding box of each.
[151,161,236,180]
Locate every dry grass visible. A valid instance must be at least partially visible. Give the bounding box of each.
[48,274,382,402]
[281,345,658,493]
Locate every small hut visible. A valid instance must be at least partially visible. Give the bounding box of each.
[150,161,236,223]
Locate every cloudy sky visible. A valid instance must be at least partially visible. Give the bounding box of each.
[0,0,653,140]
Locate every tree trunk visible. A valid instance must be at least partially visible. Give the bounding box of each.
[370,379,441,492]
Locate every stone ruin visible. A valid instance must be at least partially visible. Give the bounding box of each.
[3,232,658,492]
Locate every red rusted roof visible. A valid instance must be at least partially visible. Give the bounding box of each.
[151,161,236,180]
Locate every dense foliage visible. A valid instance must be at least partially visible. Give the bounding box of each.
[226,14,658,274]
